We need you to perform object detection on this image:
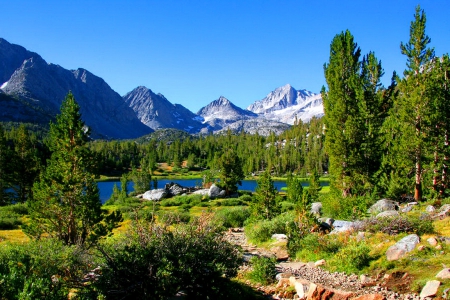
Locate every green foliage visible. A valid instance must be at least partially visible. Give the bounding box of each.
[248,256,277,285]
[216,148,245,195]
[157,210,191,224]
[358,215,434,236]
[292,233,343,262]
[308,169,322,202]
[214,207,251,228]
[0,239,93,300]
[327,241,372,274]
[252,169,280,220]
[94,215,242,299]
[25,92,121,245]
[321,192,374,220]
[245,212,294,243]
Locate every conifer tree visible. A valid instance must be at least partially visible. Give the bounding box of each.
[216,148,244,195]
[26,92,121,245]
[322,30,364,196]
[253,169,279,219]
[397,5,435,201]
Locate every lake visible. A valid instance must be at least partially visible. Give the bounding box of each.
[97,178,328,203]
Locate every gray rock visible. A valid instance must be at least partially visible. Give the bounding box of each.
[272,234,288,241]
[166,183,185,196]
[420,280,441,299]
[368,199,399,214]
[192,189,209,196]
[386,234,420,261]
[330,220,356,233]
[401,205,413,213]
[142,189,168,201]
[208,183,223,198]
[311,202,322,215]
[436,268,450,279]
[426,205,436,213]
[376,210,399,218]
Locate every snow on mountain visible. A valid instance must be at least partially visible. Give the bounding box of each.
[248,84,323,124]
[197,96,257,123]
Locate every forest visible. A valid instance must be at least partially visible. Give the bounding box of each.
[0,5,449,299]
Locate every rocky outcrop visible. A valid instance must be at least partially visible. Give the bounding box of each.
[386,234,420,261]
[368,199,399,215]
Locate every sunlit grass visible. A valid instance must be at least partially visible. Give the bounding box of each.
[0,229,29,244]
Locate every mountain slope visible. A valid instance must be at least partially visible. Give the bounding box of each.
[248,84,323,124]
[0,38,152,139]
[123,86,202,133]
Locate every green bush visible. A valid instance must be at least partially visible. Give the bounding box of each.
[358,215,434,236]
[215,207,250,228]
[221,198,246,206]
[0,239,93,300]
[245,212,295,243]
[248,256,277,285]
[157,210,191,224]
[94,216,242,299]
[292,233,343,262]
[321,192,374,220]
[328,241,372,274]
[0,206,24,229]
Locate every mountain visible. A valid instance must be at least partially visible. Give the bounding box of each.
[0,38,152,139]
[247,84,323,124]
[123,86,202,133]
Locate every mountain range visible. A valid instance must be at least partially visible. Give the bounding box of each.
[0,38,324,139]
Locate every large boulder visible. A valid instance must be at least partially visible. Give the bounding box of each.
[368,199,399,214]
[208,183,225,198]
[386,234,420,261]
[142,189,168,201]
[330,220,356,234]
[166,183,185,196]
[311,202,322,216]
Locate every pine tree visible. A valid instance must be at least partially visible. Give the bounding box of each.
[398,5,435,201]
[307,169,322,202]
[253,169,279,219]
[216,148,244,195]
[322,30,364,196]
[26,92,121,245]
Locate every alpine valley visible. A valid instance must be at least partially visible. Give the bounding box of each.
[0,38,323,139]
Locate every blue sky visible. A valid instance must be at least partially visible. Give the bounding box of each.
[1,1,449,112]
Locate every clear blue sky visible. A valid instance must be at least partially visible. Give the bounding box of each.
[1,0,449,112]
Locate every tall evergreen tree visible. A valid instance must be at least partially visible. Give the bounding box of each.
[398,5,435,201]
[253,169,279,220]
[216,148,244,195]
[26,92,121,245]
[322,30,364,196]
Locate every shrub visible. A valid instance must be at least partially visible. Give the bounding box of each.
[357,215,434,236]
[94,215,242,299]
[321,192,374,220]
[328,241,372,274]
[157,210,191,224]
[245,212,295,243]
[292,233,343,262]
[248,256,277,285]
[0,206,24,229]
[0,239,93,299]
[215,207,250,228]
[221,198,246,206]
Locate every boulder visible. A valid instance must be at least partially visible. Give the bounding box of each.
[208,184,223,198]
[386,234,420,261]
[419,280,441,299]
[330,220,356,233]
[306,282,354,300]
[427,237,438,247]
[289,277,310,299]
[368,199,398,214]
[376,210,399,218]
[426,205,436,213]
[142,189,168,201]
[311,202,322,216]
[401,205,413,213]
[272,234,288,241]
[167,183,185,196]
[436,268,450,279]
[192,189,209,196]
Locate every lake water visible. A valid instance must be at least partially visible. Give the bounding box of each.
[97,178,328,203]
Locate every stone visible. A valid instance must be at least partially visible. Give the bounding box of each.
[142,189,168,201]
[419,280,441,299]
[427,237,438,246]
[330,220,356,233]
[386,234,420,261]
[401,205,413,213]
[276,272,294,281]
[311,202,322,216]
[376,210,399,218]
[368,199,399,214]
[315,259,326,267]
[271,246,289,261]
[426,205,436,213]
[167,183,185,196]
[360,274,376,287]
[436,268,450,279]
[208,184,223,198]
[272,233,288,241]
[276,277,291,289]
[306,282,354,300]
[192,189,209,196]
[289,277,310,299]
[351,294,386,300]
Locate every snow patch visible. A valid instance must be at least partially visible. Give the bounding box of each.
[1,81,8,89]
